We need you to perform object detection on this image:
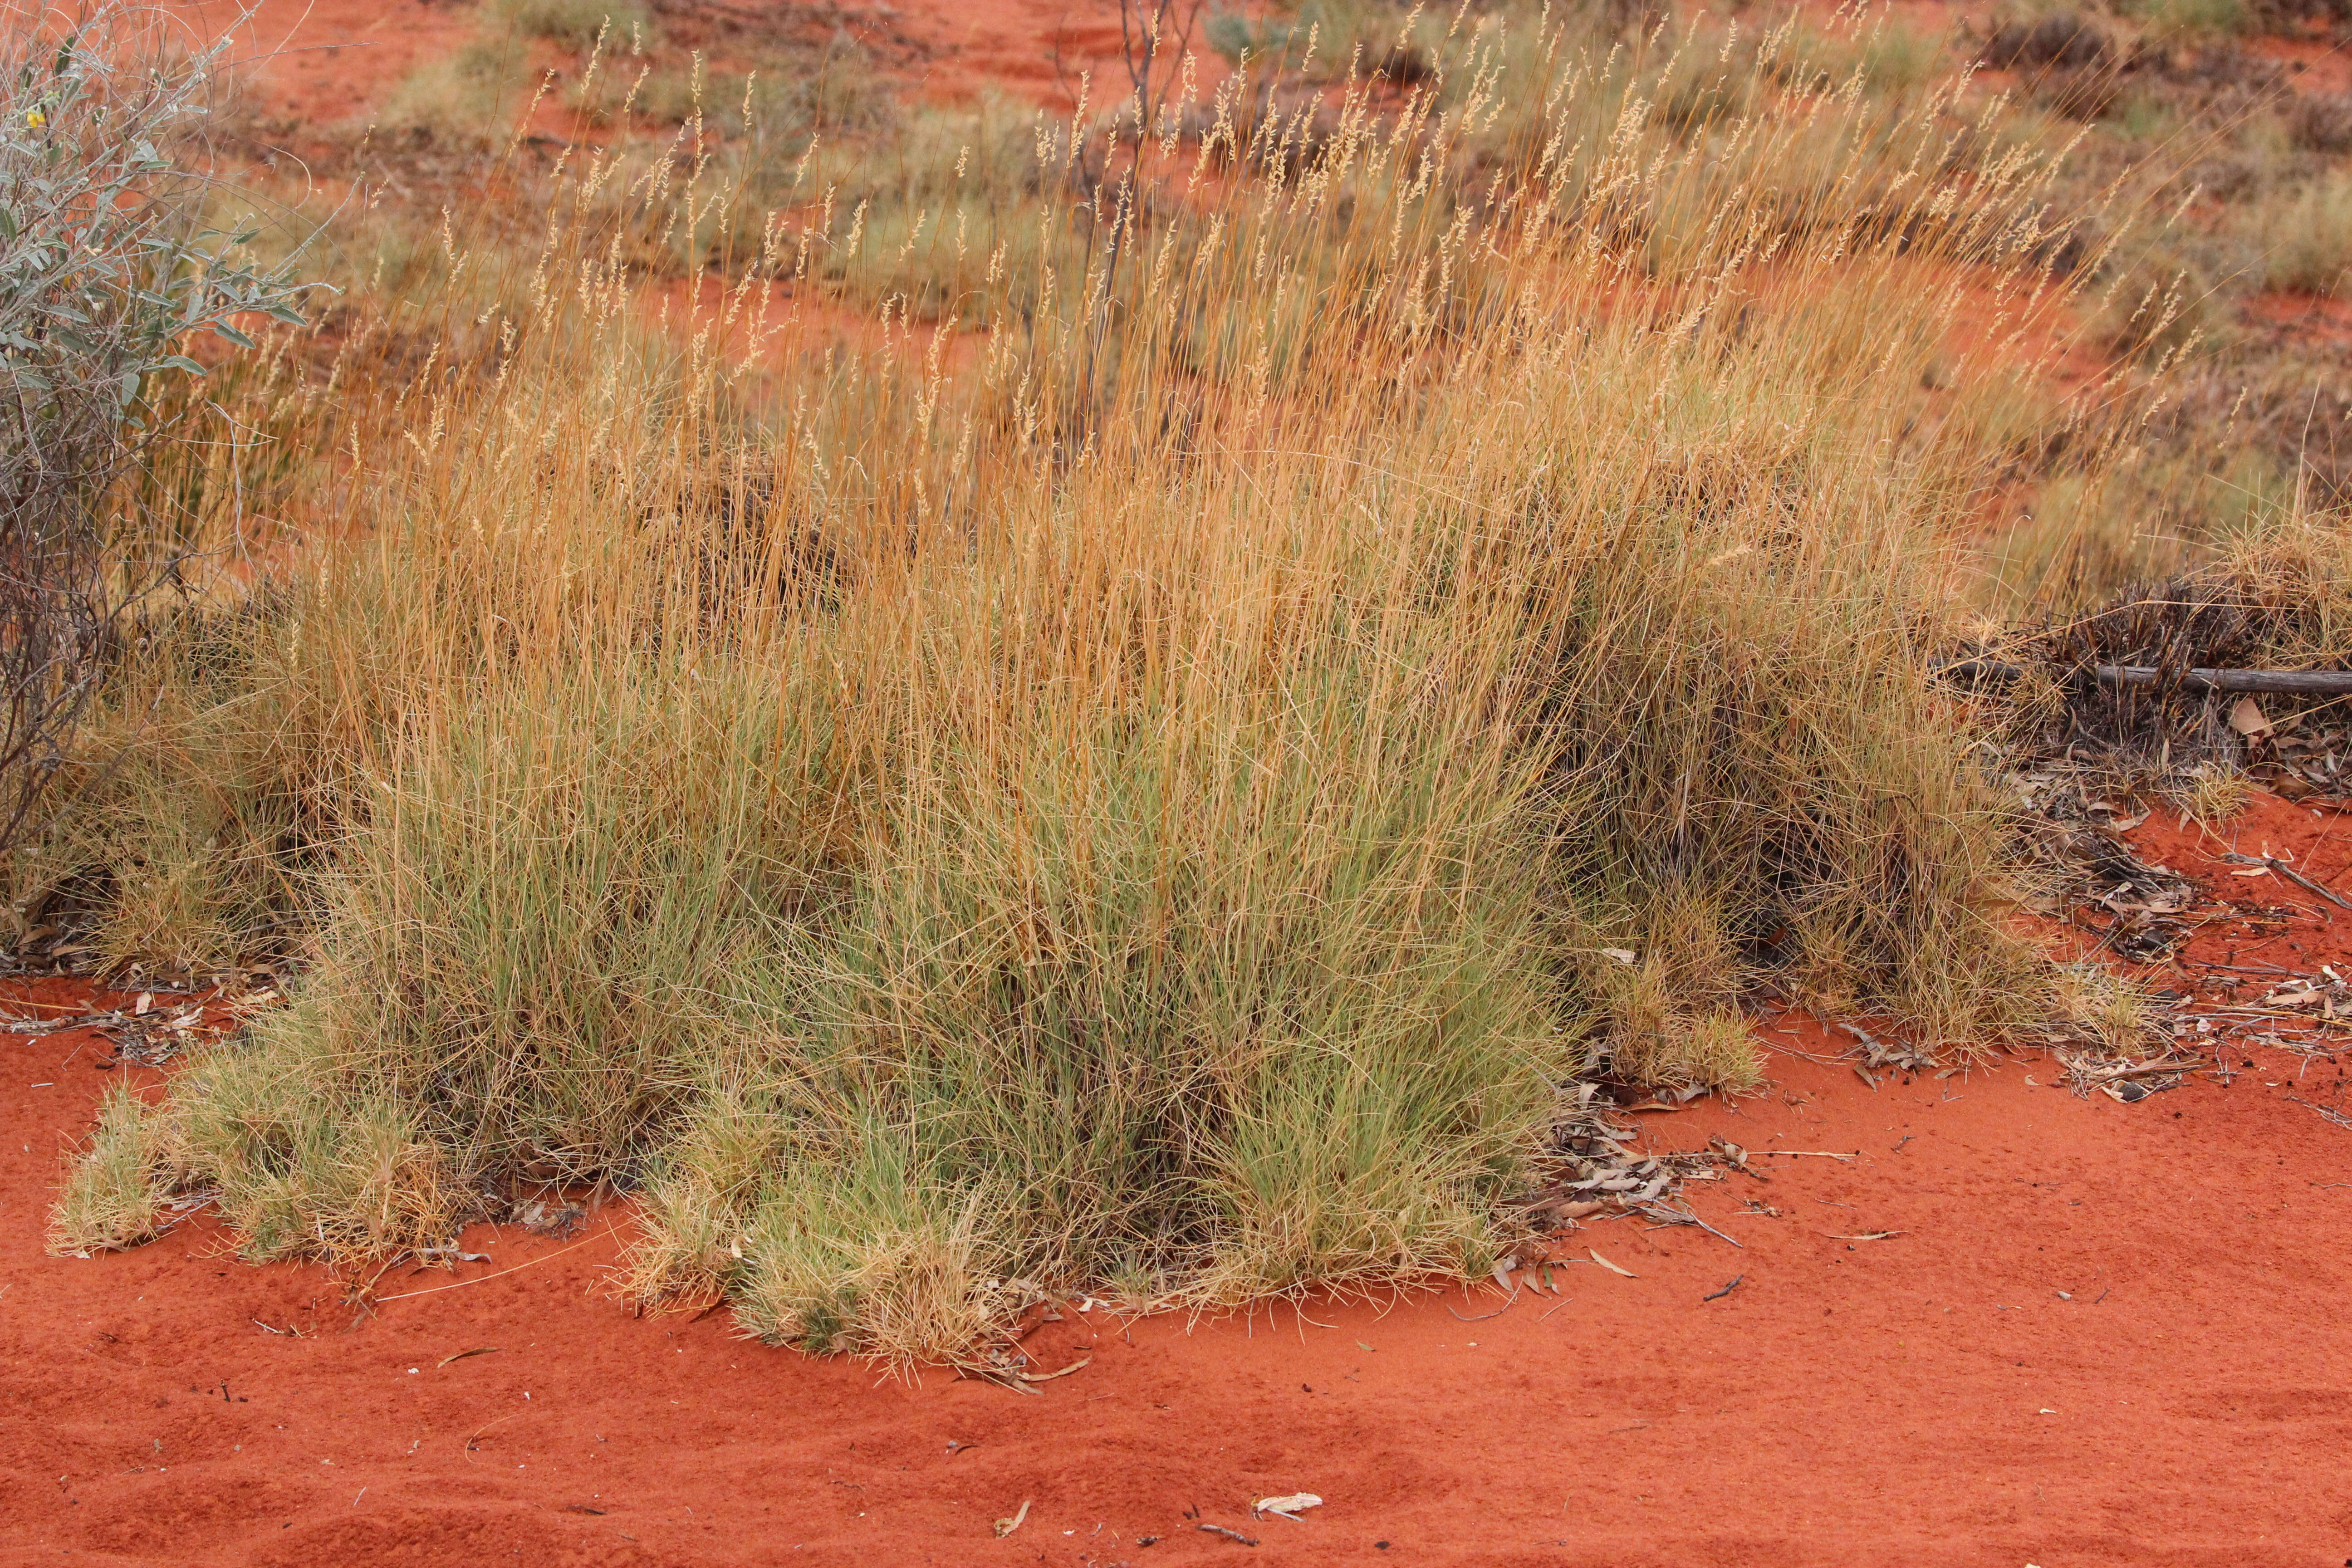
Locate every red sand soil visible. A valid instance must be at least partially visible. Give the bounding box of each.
[2249,34,2352,96]
[2246,289,2352,351]
[5,795,2351,1566]
[897,0,1147,105]
[176,0,474,124]
[184,0,1177,121]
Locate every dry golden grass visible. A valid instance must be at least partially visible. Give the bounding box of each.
[38,2,2345,1359]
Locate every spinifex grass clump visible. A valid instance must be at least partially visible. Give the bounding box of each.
[645,659,1568,1351]
[51,6,2111,1357]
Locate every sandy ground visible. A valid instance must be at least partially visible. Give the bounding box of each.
[183,0,1151,122]
[4,793,2350,1566]
[179,0,474,122]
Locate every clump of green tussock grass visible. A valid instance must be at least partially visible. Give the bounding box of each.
[50,1085,172,1254]
[1517,382,2053,1067]
[573,26,887,139]
[167,1040,468,1259]
[492,0,652,53]
[249,668,828,1181]
[67,661,837,1258]
[588,377,1574,1333]
[2242,172,2352,295]
[2116,0,2252,38]
[799,544,1563,1303]
[371,0,661,149]
[372,39,534,147]
[44,2,2162,1362]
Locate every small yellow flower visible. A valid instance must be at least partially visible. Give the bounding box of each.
[25,109,43,129]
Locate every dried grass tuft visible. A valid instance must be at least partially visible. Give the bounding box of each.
[2048,962,2168,1054]
[2171,764,2253,826]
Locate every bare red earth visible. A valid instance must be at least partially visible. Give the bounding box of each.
[2249,34,2352,96]
[4,797,2351,1566]
[180,0,472,124]
[185,0,1156,121]
[2246,290,2352,351]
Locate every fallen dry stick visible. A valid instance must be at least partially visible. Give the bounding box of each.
[372,1233,605,1303]
[2269,861,2352,915]
[463,1413,520,1458]
[2285,1095,2352,1131]
[2097,1059,2203,1078]
[1014,1355,1092,1383]
[1937,658,2352,695]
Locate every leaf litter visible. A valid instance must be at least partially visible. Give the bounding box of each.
[1516,1084,1737,1242]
